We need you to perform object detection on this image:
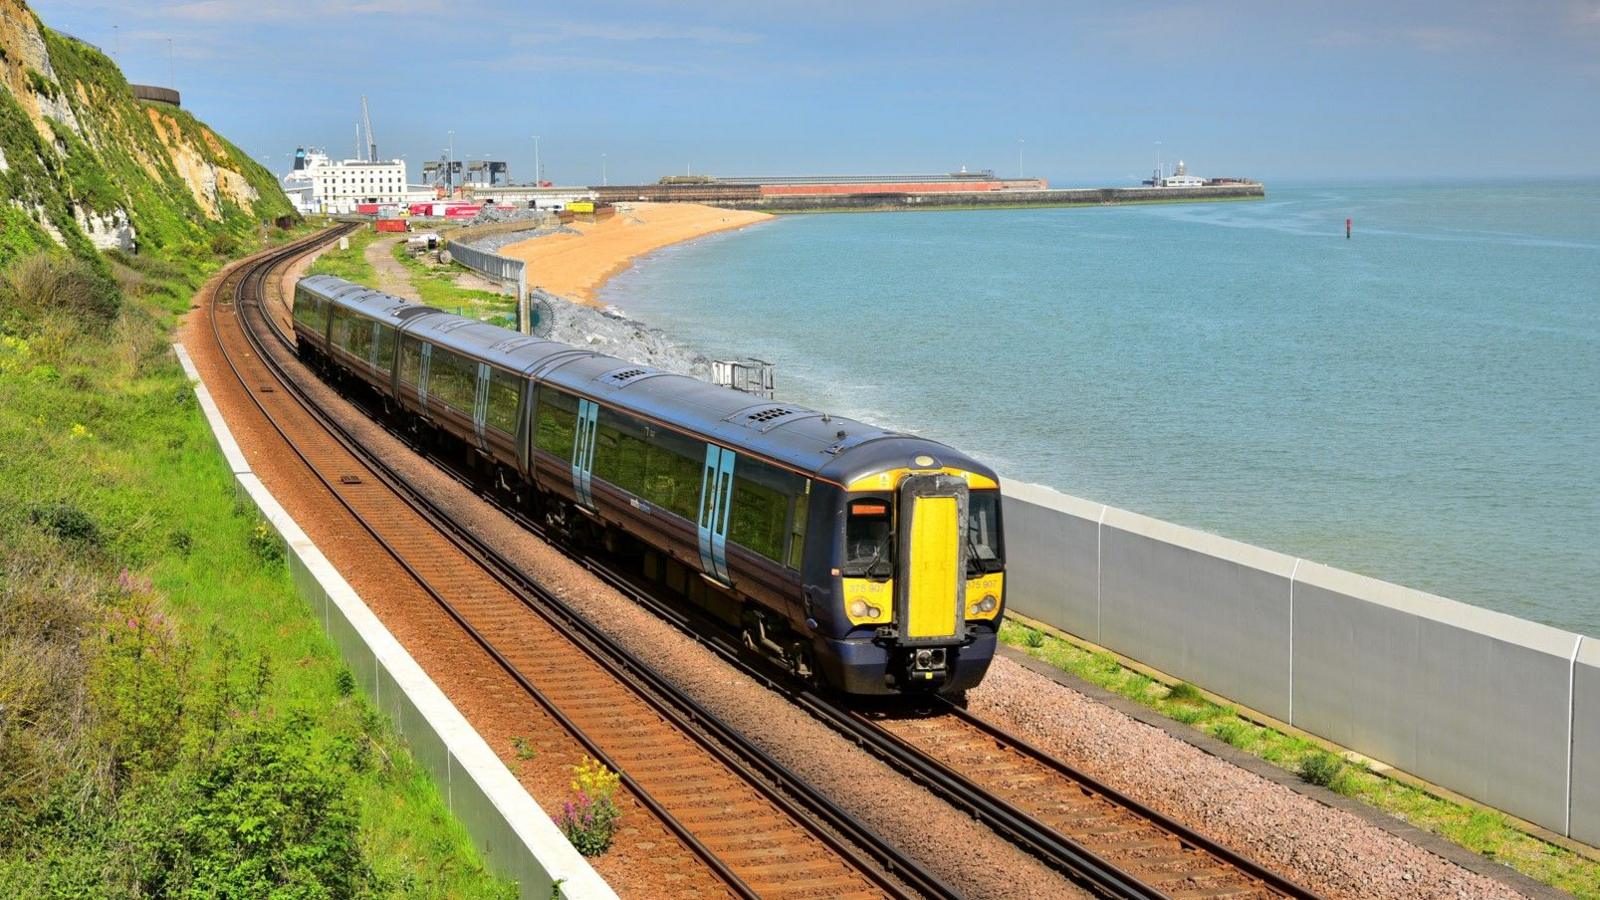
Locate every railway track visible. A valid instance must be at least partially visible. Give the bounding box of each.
[204,228,1324,899]
[567,552,1324,900]
[200,230,949,900]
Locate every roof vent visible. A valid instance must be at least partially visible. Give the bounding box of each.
[746,406,794,423]
[598,365,663,388]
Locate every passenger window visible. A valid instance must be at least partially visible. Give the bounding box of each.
[399,337,422,386]
[534,386,578,460]
[486,369,520,434]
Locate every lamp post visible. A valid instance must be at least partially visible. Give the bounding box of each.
[447,130,455,195]
[1017,138,1024,179]
[601,152,607,187]
[532,135,541,186]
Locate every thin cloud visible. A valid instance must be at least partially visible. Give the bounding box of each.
[161,0,445,22]
[1313,24,1489,52]
[512,21,762,46]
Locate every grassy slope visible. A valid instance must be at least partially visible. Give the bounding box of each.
[1,6,514,892]
[0,235,513,896]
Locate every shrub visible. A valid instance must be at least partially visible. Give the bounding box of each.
[1298,750,1346,788]
[247,520,282,565]
[1166,681,1204,703]
[556,792,620,857]
[1024,628,1045,649]
[1209,719,1251,748]
[208,230,240,258]
[0,252,121,329]
[557,757,621,856]
[29,501,99,547]
[334,666,355,698]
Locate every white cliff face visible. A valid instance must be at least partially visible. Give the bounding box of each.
[74,206,135,252]
[0,2,82,140]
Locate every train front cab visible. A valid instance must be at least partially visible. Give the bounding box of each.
[815,465,1005,696]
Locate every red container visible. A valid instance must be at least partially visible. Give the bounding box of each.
[374,219,408,233]
[443,205,482,219]
[408,202,434,215]
[356,203,381,215]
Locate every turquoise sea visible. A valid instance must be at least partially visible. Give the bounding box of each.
[599,181,1600,637]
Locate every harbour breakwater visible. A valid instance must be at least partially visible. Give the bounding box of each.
[724,183,1264,212]
[590,183,1264,213]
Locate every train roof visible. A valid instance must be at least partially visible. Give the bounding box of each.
[299,276,997,485]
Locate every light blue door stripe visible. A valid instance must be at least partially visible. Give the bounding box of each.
[697,445,718,577]
[571,399,598,507]
[696,445,735,584]
[712,448,736,582]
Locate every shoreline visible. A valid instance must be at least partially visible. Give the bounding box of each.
[497,202,771,307]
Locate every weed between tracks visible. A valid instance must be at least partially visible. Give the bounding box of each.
[998,618,1600,896]
[0,234,513,896]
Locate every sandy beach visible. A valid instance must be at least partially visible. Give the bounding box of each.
[497,202,771,306]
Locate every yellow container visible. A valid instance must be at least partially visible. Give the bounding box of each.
[569,200,595,213]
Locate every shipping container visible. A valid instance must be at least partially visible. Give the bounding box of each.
[356,203,381,216]
[443,205,483,219]
[374,219,409,233]
[568,200,595,213]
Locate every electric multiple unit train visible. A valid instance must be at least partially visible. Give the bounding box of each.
[291,274,1005,695]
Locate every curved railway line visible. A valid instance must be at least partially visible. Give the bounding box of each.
[201,227,1326,899]
[204,230,946,900]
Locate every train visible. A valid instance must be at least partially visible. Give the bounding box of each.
[291,274,1005,696]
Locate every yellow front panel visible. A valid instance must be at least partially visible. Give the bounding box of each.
[906,496,961,639]
[966,572,1004,620]
[841,577,894,626]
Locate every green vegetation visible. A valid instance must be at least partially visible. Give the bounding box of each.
[395,241,517,324]
[556,757,622,857]
[998,616,1600,896]
[0,238,513,895]
[307,226,379,283]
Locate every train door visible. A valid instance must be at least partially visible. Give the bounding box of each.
[570,398,599,508]
[697,445,736,585]
[471,362,491,452]
[417,343,433,412]
[895,474,968,644]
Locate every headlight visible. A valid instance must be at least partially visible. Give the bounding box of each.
[868,605,881,618]
[848,598,869,618]
[977,593,998,613]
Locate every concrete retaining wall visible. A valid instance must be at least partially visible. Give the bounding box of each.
[174,343,614,899]
[1001,477,1596,845]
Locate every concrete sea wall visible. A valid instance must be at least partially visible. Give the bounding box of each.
[1001,478,1596,846]
[174,343,615,900]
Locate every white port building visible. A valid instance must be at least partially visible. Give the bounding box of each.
[1160,159,1206,188]
[282,147,436,214]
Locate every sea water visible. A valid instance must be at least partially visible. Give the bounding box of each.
[599,180,1600,637]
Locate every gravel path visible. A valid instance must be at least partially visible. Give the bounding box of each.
[969,661,1529,899]
[363,232,416,300]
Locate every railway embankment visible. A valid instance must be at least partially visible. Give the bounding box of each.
[0,1,514,890]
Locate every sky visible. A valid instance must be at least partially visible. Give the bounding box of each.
[29,1,1600,186]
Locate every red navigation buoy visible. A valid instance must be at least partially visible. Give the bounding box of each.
[1346,217,1352,240]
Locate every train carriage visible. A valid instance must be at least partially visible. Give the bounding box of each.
[292,274,1005,695]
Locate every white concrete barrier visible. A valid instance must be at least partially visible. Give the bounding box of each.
[1571,638,1599,845]
[174,344,615,899]
[1001,476,1596,844]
